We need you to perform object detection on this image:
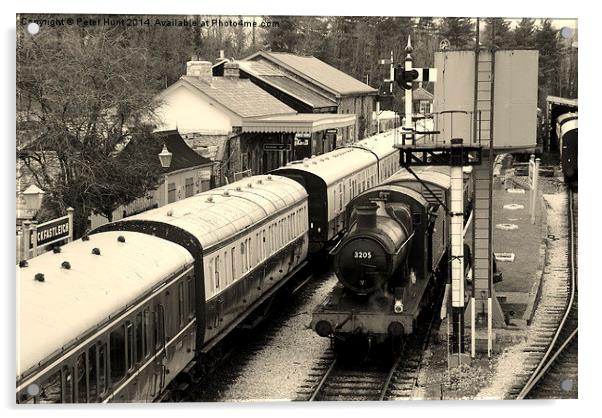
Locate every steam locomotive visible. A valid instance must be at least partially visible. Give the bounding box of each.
[310,166,472,354]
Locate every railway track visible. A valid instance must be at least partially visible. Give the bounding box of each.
[299,295,440,401]
[512,190,578,399]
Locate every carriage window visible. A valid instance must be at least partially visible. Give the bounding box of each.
[187,278,195,319]
[110,324,126,382]
[135,313,144,363]
[254,236,258,266]
[247,237,252,268]
[126,321,135,371]
[178,282,184,326]
[38,370,62,403]
[76,352,87,403]
[88,344,98,401]
[230,247,236,280]
[157,305,166,347]
[292,213,296,237]
[240,243,246,272]
[215,256,220,288]
[143,308,152,357]
[224,250,229,283]
[62,366,74,403]
[98,342,107,395]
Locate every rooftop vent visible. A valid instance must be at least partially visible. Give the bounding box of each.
[267,175,273,180]
[247,183,253,188]
[206,196,214,203]
[92,248,101,256]
[82,235,90,241]
[117,236,126,243]
[61,261,71,270]
[257,180,263,185]
[19,260,28,268]
[52,246,61,254]
[236,186,242,191]
[223,191,230,197]
[34,273,45,282]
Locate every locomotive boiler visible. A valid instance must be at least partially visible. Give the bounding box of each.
[311,167,470,354]
[333,201,414,297]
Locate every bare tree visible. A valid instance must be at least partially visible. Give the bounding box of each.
[17,24,162,237]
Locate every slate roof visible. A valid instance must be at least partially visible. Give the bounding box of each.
[413,87,434,101]
[213,60,337,110]
[181,75,296,118]
[261,76,337,109]
[248,52,377,97]
[119,130,212,174]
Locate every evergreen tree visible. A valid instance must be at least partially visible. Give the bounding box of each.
[513,18,537,48]
[438,17,475,49]
[535,19,561,106]
[482,18,513,48]
[262,16,300,52]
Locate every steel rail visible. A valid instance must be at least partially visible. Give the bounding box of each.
[517,189,577,399]
[308,357,338,401]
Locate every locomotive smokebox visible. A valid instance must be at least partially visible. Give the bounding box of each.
[356,203,378,230]
[333,202,413,295]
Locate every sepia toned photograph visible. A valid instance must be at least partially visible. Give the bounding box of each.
[15,11,578,404]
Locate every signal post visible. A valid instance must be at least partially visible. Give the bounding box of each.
[392,37,481,367]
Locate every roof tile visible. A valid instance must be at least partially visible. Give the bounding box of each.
[181,75,296,118]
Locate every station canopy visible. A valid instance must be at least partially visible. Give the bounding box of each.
[242,113,356,134]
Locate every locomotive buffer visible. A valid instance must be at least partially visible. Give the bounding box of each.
[393,37,482,363]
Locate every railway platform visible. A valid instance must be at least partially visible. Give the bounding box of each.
[419,162,569,399]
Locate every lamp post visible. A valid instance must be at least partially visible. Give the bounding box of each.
[21,184,45,218]
[158,144,172,206]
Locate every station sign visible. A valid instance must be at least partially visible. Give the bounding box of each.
[263,143,291,151]
[28,215,71,249]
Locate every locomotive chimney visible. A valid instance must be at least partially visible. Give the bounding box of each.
[356,203,378,230]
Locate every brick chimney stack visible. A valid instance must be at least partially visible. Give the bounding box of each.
[186,57,213,84]
[223,61,240,78]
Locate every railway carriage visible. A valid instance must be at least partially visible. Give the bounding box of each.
[17,175,309,403]
[556,112,578,185]
[17,231,195,403]
[273,128,408,252]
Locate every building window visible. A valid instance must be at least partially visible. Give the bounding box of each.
[167,182,176,203]
[185,178,194,198]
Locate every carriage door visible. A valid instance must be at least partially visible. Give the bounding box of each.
[151,303,167,398]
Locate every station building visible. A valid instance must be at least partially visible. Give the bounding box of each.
[214,51,377,141]
[154,59,356,186]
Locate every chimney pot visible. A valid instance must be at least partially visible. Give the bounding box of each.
[186,60,213,84]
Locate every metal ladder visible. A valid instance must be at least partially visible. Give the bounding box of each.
[469,49,506,356]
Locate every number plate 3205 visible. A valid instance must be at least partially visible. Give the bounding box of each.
[353,251,372,259]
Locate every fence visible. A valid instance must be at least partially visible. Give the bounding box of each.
[17,208,74,262]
